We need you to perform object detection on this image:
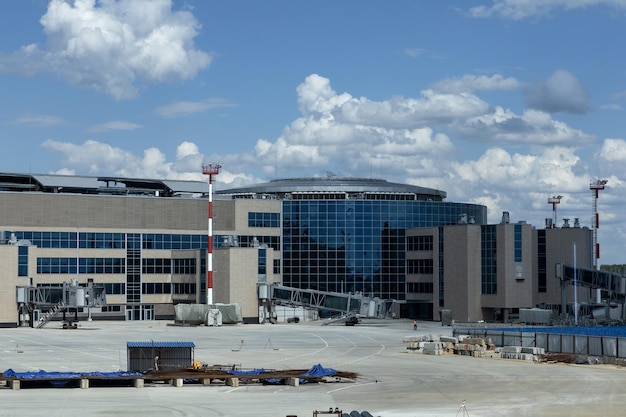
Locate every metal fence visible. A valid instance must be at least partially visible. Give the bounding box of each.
[453,328,626,358]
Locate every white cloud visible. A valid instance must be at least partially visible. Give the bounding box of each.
[440,146,594,226]
[42,139,177,178]
[15,114,66,126]
[86,120,142,133]
[404,48,424,58]
[599,138,626,162]
[431,74,522,94]
[468,0,626,20]
[2,0,211,99]
[40,73,626,263]
[524,70,590,114]
[454,107,596,145]
[155,98,237,118]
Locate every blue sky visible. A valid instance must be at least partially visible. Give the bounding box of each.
[1,0,626,264]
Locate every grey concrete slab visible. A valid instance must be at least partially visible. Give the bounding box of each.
[1,319,625,416]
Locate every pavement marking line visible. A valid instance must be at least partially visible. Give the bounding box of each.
[262,333,330,365]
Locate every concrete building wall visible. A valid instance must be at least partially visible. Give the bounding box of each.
[214,199,236,232]
[493,223,533,309]
[235,199,281,236]
[0,246,21,326]
[534,226,594,308]
[0,192,207,231]
[443,225,482,322]
[214,246,278,322]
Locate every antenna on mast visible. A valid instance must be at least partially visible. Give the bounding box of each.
[590,179,607,269]
[547,195,563,229]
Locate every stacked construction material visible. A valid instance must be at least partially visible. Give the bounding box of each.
[454,335,498,358]
[403,334,454,355]
[499,346,545,361]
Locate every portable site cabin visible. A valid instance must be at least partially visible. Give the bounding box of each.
[127,341,195,373]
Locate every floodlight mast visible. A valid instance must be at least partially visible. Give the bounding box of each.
[590,179,607,269]
[202,163,222,305]
[547,195,563,229]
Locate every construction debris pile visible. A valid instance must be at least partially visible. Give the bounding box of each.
[404,334,546,362]
[145,362,359,385]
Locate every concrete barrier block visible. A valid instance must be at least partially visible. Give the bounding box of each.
[501,346,522,353]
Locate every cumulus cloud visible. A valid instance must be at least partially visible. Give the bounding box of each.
[524,70,590,114]
[86,120,142,133]
[599,138,626,162]
[454,107,596,145]
[155,98,237,118]
[1,0,211,99]
[40,73,626,262]
[467,0,626,20]
[441,146,593,225]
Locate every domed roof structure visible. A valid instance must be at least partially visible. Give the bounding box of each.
[217,176,446,201]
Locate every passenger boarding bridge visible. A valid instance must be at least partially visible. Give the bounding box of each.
[259,283,397,324]
[556,263,626,323]
[16,279,107,328]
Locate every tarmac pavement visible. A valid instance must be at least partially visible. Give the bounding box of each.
[1,318,626,417]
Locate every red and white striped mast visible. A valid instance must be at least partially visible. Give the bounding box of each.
[202,162,222,305]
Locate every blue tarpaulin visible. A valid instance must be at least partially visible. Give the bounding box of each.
[226,368,266,376]
[301,364,337,378]
[2,369,143,379]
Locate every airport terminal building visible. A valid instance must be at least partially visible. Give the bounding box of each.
[0,172,594,327]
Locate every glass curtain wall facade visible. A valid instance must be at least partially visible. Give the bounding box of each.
[282,200,486,301]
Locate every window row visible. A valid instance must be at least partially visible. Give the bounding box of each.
[407,282,434,293]
[102,283,197,295]
[142,234,206,250]
[36,257,196,275]
[143,258,197,275]
[407,259,434,275]
[248,212,280,228]
[37,258,125,274]
[5,231,207,250]
[407,235,433,252]
[215,235,280,250]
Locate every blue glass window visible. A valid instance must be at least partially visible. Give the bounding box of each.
[18,245,29,277]
[248,212,280,228]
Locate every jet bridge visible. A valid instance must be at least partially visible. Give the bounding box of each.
[556,263,626,322]
[16,279,107,328]
[260,283,395,324]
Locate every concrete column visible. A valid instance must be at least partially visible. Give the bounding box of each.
[11,380,20,390]
[226,377,239,387]
[172,378,184,387]
[202,378,211,386]
[288,377,299,387]
[134,379,144,388]
[80,379,89,389]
